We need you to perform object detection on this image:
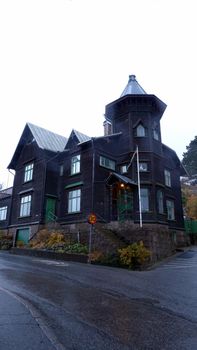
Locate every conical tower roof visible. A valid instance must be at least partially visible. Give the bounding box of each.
[120,75,147,97]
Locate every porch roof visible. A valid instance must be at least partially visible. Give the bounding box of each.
[106,172,137,186]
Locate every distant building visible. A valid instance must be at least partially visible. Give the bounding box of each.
[0,75,187,253]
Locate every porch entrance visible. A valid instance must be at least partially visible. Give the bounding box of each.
[112,183,134,221]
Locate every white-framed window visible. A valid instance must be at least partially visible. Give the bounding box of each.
[24,163,34,182]
[20,195,31,217]
[0,206,7,221]
[120,165,128,174]
[166,199,175,220]
[157,190,164,214]
[136,124,146,137]
[68,189,81,213]
[164,169,171,187]
[100,156,115,170]
[139,162,148,172]
[71,155,80,175]
[141,188,149,212]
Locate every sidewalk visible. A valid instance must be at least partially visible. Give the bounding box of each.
[0,288,55,350]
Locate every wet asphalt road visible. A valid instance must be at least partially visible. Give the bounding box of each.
[0,248,197,350]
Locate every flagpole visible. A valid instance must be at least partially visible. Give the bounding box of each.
[136,146,143,227]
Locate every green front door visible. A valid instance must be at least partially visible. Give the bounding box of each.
[45,197,56,223]
[117,186,133,221]
[16,228,30,245]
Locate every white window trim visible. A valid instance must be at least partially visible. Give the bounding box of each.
[20,195,32,217]
[120,165,128,174]
[68,189,81,213]
[71,155,81,175]
[24,163,34,183]
[0,206,7,221]
[139,162,148,172]
[136,124,146,137]
[164,169,171,187]
[141,188,149,212]
[166,199,175,220]
[99,156,115,171]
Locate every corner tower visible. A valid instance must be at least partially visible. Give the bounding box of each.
[104,75,166,155]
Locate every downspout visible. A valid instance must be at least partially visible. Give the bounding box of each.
[40,159,47,227]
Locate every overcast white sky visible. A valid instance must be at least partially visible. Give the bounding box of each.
[0,0,196,188]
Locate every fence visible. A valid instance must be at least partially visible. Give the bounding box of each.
[184,219,197,235]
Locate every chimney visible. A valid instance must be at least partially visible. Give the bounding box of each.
[103,120,112,136]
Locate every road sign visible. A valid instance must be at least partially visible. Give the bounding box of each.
[88,213,97,225]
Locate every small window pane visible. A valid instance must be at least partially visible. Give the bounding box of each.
[136,124,145,137]
[139,162,148,172]
[157,190,164,214]
[68,189,81,213]
[153,129,159,140]
[71,155,80,175]
[166,200,175,220]
[20,195,31,217]
[100,156,115,170]
[120,165,128,174]
[24,163,34,182]
[164,169,171,187]
[0,206,7,221]
[141,188,149,212]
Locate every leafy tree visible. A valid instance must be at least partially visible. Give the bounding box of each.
[182,136,197,176]
[186,195,197,219]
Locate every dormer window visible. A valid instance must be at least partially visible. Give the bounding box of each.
[136,124,146,137]
[24,163,34,182]
[71,155,80,175]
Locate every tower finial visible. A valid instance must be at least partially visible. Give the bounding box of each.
[129,75,136,81]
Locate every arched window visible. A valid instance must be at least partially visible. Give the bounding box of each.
[136,124,145,137]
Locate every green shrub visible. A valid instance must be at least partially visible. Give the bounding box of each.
[0,231,13,250]
[118,241,151,269]
[63,243,88,254]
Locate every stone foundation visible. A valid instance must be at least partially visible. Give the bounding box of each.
[12,221,188,263]
[59,221,189,262]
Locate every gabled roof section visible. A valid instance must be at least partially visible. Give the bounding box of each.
[120,75,147,97]
[73,129,91,143]
[65,129,91,148]
[8,123,68,169]
[0,187,13,199]
[162,143,187,176]
[27,123,67,152]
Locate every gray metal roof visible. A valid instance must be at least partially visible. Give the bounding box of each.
[28,123,68,152]
[0,187,13,198]
[73,129,91,143]
[106,172,137,186]
[120,75,147,97]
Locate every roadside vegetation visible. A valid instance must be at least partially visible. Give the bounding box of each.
[90,241,151,270]
[28,229,88,255]
[12,229,151,270]
[0,230,13,250]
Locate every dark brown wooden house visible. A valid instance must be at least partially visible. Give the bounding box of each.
[0,75,186,249]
